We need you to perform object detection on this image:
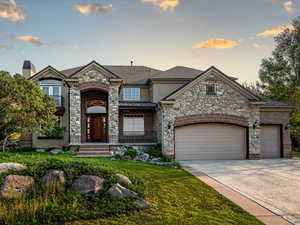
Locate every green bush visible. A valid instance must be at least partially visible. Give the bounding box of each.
[161,154,172,162]
[6,147,35,153]
[0,159,145,225]
[124,149,138,159]
[146,144,162,158]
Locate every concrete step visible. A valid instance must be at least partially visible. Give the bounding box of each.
[79,148,109,151]
[77,151,110,155]
[75,154,111,158]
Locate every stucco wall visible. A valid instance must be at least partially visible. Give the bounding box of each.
[152,83,185,103]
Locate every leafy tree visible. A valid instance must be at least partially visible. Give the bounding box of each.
[0,71,56,151]
[257,16,300,147]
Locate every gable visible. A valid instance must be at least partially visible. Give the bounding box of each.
[70,61,120,84]
[164,67,261,102]
[30,66,66,82]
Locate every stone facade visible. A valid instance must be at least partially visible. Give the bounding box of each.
[160,70,261,157]
[69,67,121,145]
[108,82,121,143]
[69,85,81,145]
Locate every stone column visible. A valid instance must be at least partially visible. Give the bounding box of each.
[248,106,261,159]
[108,79,122,144]
[160,102,176,157]
[69,84,81,145]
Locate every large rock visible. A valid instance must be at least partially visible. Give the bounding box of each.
[137,152,150,161]
[71,175,104,194]
[1,175,34,199]
[49,149,62,155]
[0,163,26,173]
[135,200,151,209]
[116,174,132,185]
[108,183,137,198]
[41,170,65,190]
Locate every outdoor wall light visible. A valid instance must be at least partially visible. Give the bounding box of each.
[252,121,259,129]
[167,122,172,130]
[285,124,291,130]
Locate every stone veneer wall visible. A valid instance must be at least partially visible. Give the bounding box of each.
[69,68,121,145]
[69,86,81,145]
[160,72,261,157]
[108,83,120,143]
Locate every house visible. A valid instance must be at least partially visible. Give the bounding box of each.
[22,60,293,160]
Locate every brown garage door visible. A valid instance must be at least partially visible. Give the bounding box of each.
[175,124,247,160]
[261,125,281,158]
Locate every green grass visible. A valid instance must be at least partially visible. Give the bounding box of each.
[0,152,263,225]
[291,151,300,158]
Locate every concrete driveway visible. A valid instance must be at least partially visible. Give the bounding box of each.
[181,159,300,225]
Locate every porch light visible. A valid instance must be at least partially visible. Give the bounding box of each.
[252,121,259,129]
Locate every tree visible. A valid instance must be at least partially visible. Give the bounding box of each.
[0,71,56,151]
[257,16,300,147]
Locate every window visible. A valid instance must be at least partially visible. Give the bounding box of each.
[123,115,144,136]
[206,83,217,96]
[86,100,107,114]
[123,88,140,101]
[39,79,62,96]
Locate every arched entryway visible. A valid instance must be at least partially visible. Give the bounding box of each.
[81,90,108,143]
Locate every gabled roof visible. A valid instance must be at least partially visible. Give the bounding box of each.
[30,65,67,81]
[61,64,161,84]
[151,66,203,80]
[69,61,121,79]
[163,66,261,102]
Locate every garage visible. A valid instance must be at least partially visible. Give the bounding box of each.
[175,123,247,160]
[261,125,282,158]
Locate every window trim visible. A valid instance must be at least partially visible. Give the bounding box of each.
[123,88,141,101]
[206,83,217,96]
[123,114,145,136]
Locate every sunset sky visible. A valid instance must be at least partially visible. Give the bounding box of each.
[0,0,298,82]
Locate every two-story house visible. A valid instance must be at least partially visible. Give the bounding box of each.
[22,60,293,160]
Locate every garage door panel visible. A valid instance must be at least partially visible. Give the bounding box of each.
[175,124,247,160]
[261,125,281,158]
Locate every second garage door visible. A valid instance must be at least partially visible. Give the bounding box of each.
[175,123,247,160]
[261,125,281,158]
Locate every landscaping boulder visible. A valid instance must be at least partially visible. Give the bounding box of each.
[108,183,137,198]
[116,173,132,185]
[0,163,26,173]
[135,199,151,209]
[71,175,104,194]
[36,149,46,153]
[137,152,150,161]
[41,170,66,189]
[1,175,34,199]
[49,149,62,155]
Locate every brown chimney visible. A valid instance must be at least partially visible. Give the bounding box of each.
[22,60,36,78]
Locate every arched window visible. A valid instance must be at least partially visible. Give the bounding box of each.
[86,100,107,114]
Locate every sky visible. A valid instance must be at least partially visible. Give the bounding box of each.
[0,0,298,82]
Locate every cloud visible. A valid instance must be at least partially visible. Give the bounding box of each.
[73,3,112,15]
[257,24,295,37]
[193,38,238,49]
[0,44,9,53]
[283,1,294,14]
[12,36,43,46]
[0,0,24,22]
[253,43,268,50]
[142,0,180,11]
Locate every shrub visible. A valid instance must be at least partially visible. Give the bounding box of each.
[161,154,172,162]
[124,149,138,159]
[7,147,35,153]
[146,144,162,158]
[0,159,145,225]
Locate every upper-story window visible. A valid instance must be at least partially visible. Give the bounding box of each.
[39,79,63,106]
[123,88,140,101]
[206,83,217,96]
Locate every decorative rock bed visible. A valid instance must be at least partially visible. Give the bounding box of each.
[0,159,150,224]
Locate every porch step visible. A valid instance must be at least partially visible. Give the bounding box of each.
[76,145,111,158]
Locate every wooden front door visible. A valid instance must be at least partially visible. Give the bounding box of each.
[87,115,106,142]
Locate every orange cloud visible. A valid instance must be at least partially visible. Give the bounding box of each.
[257,25,295,37]
[0,0,24,22]
[12,36,42,46]
[73,3,112,15]
[142,0,180,11]
[283,1,294,14]
[193,38,238,49]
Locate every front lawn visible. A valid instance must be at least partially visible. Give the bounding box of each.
[0,152,263,225]
[291,151,300,158]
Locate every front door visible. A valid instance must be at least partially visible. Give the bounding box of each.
[87,115,106,142]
